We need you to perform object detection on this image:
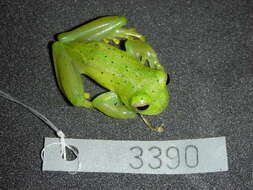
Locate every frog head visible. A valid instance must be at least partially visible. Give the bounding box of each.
[130,70,170,115]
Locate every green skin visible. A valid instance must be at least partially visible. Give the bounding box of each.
[52,16,169,120]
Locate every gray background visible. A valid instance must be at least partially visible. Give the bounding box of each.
[0,0,252,189]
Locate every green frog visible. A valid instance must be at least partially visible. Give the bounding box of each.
[52,16,170,132]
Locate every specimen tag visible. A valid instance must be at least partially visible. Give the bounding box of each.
[42,137,228,174]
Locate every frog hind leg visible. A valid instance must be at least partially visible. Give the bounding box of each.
[92,92,136,119]
[52,41,92,108]
[125,39,163,70]
[57,16,127,43]
[57,16,145,45]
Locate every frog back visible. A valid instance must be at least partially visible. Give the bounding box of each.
[64,41,164,101]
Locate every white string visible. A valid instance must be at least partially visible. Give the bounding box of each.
[0,90,81,173]
[40,142,81,174]
[0,90,60,133]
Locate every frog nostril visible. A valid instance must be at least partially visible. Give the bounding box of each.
[166,73,170,85]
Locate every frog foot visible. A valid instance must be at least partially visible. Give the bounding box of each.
[114,28,145,41]
[103,38,121,45]
[103,28,145,45]
[84,92,91,99]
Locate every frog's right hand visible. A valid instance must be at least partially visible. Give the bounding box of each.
[92,92,136,119]
[125,39,163,70]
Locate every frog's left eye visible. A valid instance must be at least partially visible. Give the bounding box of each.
[136,104,150,111]
[166,73,170,85]
[131,93,151,112]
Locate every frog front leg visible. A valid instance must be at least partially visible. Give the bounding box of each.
[92,92,136,119]
[125,39,163,70]
[52,42,92,108]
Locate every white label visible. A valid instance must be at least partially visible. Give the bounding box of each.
[42,137,228,174]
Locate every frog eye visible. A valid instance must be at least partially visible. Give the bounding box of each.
[135,104,150,111]
[131,92,151,112]
[166,73,170,85]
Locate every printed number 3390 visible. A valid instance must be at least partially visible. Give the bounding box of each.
[129,145,199,170]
